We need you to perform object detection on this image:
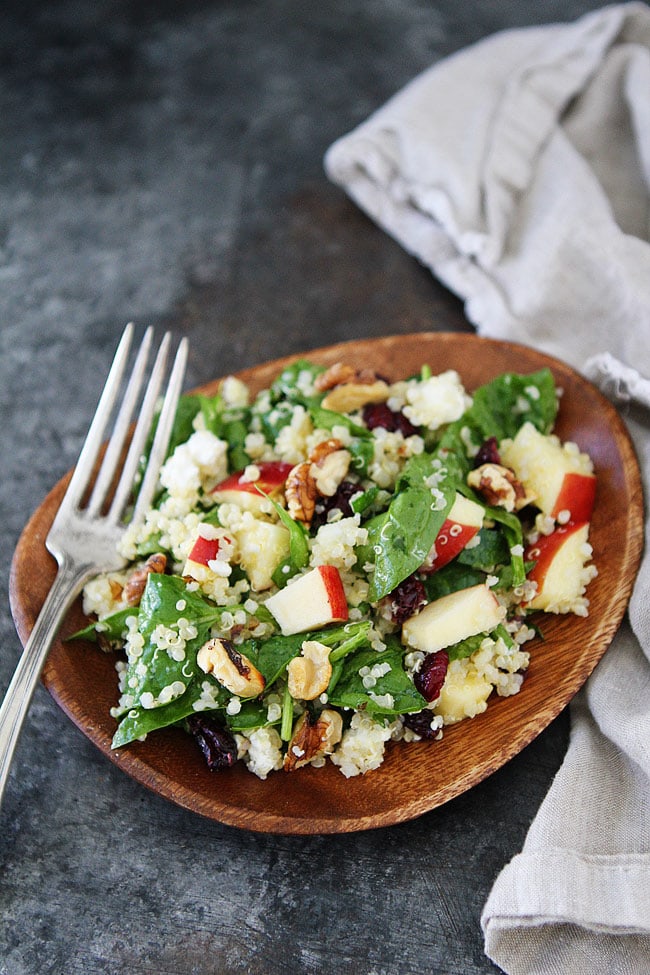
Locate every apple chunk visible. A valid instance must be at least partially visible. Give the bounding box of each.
[421,493,484,573]
[186,532,227,568]
[233,519,291,592]
[212,460,294,513]
[401,584,505,654]
[183,524,234,581]
[524,521,597,615]
[500,422,596,522]
[265,565,349,635]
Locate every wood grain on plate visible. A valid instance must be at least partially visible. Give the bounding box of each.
[9,333,644,834]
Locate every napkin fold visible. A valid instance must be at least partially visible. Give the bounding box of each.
[325,5,650,973]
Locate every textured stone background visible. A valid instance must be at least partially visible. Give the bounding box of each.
[0,2,609,973]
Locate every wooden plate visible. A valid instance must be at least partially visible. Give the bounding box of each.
[9,333,644,834]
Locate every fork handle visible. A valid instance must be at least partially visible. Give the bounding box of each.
[0,560,92,807]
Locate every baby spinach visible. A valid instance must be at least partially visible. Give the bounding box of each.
[484,507,526,587]
[269,359,325,404]
[70,607,135,646]
[423,563,487,602]
[468,368,558,440]
[327,644,426,716]
[265,495,309,587]
[250,620,373,686]
[457,526,511,569]
[309,405,371,439]
[226,699,272,733]
[363,451,458,602]
[112,678,228,748]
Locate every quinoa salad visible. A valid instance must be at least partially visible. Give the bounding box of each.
[77,358,598,780]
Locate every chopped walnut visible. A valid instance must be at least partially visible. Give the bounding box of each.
[285,460,318,525]
[283,708,343,771]
[314,362,358,392]
[123,552,167,606]
[467,463,534,512]
[285,439,351,526]
[310,438,351,497]
[197,637,266,697]
[314,362,391,413]
[287,640,333,700]
[321,380,390,414]
[109,578,124,602]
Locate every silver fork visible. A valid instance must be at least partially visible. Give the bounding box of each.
[0,324,188,807]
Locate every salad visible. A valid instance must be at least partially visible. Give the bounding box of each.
[76,358,598,779]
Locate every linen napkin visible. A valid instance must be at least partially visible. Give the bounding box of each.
[325,4,650,973]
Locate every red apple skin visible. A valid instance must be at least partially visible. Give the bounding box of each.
[212,461,294,498]
[317,565,349,621]
[524,521,588,594]
[421,521,481,574]
[187,535,225,567]
[550,472,596,523]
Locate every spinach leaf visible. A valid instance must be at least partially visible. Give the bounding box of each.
[226,699,271,733]
[198,393,251,471]
[446,632,487,662]
[309,405,371,439]
[350,484,381,517]
[327,644,426,715]
[467,368,558,441]
[250,620,373,686]
[269,360,325,404]
[265,495,310,587]
[111,677,228,748]
[457,527,510,569]
[133,394,203,507]
[423,563,487,602]
[347,437,375,478]
[363,452,459,601]
[69,607,135,645]
[485,507,526,587]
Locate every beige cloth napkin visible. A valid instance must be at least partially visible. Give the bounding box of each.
[325,4,650,973]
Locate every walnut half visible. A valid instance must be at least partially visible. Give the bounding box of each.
[283,709,343,771]
[285,438,351,526]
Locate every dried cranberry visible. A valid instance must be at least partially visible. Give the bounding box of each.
[311,480,359,529]
[187,715,238,771]
[362,402,418,437]
[474,436,501,467]
[403,710,441,740]
[413,649,449,702]
[388,574,426,624]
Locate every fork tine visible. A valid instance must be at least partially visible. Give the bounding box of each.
[85,326,154,518]
[58,323,135,514]
[109,334,188,525]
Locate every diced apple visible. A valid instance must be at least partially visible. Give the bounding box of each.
[265,565,349,636]
[401,584,505,654]
[421,493,485,573]
[234,519,291,592]
[524,521,597,614]
[433,668,493,724]
[212,460,294,513]
[550,472,597,524]
[186,533,225,568]
[500,422,596,522]
[183,524,233,581]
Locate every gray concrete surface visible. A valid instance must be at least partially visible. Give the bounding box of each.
[1,2,609,972]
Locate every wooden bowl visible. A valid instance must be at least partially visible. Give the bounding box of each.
[9,333,644,833]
